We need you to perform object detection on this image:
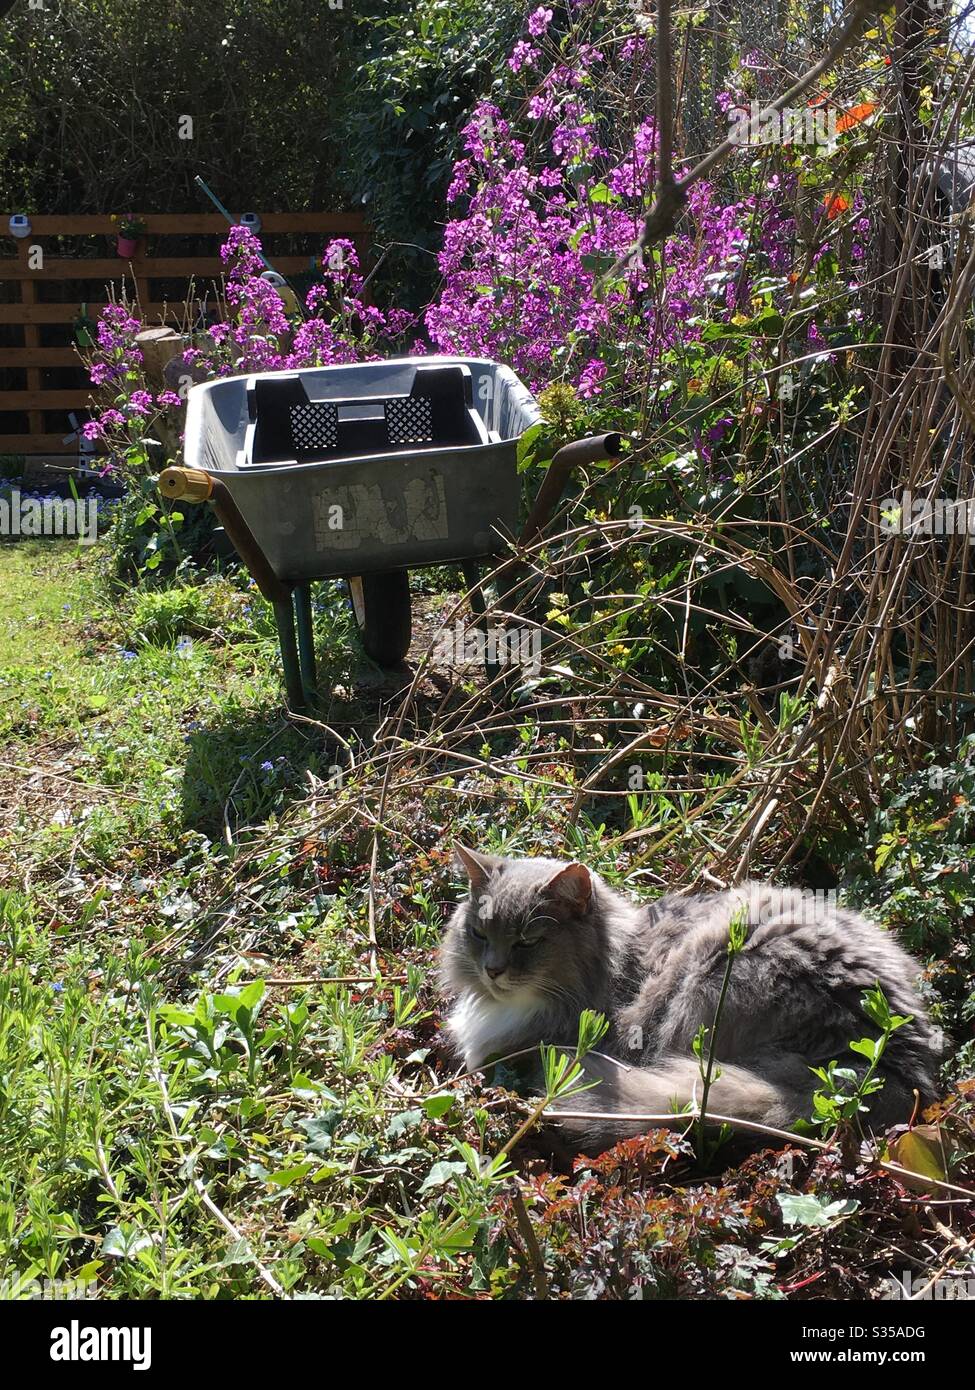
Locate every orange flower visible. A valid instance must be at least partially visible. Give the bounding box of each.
[836,101,877,133]
[823,193,850,219]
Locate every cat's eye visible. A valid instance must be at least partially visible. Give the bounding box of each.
[468,924,487,942]
[515,936,542,950]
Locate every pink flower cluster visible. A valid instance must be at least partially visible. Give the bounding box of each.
[84,228,416,461]
[425,70,760,394]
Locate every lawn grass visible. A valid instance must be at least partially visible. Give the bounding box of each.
[1,541,973,1301]
[0,542,523,1299]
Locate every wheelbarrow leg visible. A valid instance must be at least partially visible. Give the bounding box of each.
[461,562,487,624]
[293,584,317,704]
[462,560,504,687]
[273,597,306,710]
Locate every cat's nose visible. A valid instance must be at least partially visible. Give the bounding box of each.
[485,964,507,979]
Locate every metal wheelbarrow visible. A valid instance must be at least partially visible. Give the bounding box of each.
[159,355,619,707]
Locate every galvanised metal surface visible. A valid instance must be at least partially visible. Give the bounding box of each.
[182,356,541,584]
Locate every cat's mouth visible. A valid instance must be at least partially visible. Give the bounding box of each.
[481,973,514,999]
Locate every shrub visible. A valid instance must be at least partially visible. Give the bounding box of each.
[130,586,206,645]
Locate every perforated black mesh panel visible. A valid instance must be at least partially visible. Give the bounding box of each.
[290,403,339,452]
[385,396,434,445]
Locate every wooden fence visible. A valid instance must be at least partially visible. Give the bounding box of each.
[0,213,369,456]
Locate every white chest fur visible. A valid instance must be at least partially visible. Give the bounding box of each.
[447,990,547,1070]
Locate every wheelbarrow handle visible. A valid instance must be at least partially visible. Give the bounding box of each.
[159,465,213,502]
[520,431,622,545]
[157,466,290,607]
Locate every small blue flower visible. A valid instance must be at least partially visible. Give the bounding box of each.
[52,982,64,993]
[260,760,274,773]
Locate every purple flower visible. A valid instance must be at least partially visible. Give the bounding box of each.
[528,7,553,37]
[708,417,735,445]
[508,41,540,73]
[126,390,154,416]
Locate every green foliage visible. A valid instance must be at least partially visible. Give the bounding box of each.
[103,475,217,584]
[693,905,748,1162]
[807,986,913,1135]
[131,585,206,645]
[335,0,522,305]
[0,0,356,215]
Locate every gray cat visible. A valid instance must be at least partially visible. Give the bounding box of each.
[440,846,943,1150]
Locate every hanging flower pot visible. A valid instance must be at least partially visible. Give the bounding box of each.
[112,213,147,258]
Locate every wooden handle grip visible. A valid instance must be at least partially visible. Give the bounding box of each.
[159,466,213,502]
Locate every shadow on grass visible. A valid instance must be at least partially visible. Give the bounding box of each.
[177,636,493,842]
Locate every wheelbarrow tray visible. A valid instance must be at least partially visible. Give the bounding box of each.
[182,355,541,585]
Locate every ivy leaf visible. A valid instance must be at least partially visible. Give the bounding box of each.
[777,1194,858,1228]
[266,1161,316,1188]
[419,1160,467,1193]
[422,1093,455,1120]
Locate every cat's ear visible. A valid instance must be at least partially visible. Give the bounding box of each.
[542,861,592,919]
[453,843,503,891]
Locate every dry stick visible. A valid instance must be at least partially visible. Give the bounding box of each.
[0,761,143,802]
[258,974,408,987]
[777,273,970,864]
[907,1211,975,1300]
[287,709,357,773]
[939,208,975,433]
[360,556,534,969]
[547,1107,975,1201]
[509,1188,550,1300]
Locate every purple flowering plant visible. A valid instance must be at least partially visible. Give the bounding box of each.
[84,5,878,592]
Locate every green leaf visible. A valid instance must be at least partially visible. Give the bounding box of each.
[102,1224,155,1259]
[888,1126,948,1188]
[236,980,266,1013]
[299,1113,339,1154]
[422,1093,455,1120]
[217,1239,253,1267]
[387,1108,423,1138]
[419,1160,467,1193]
[266,1161,316,1188]
[777,1194,858,1228]
[157,1005,197,1029]
[580,250,618,276]
[516,421,543,469]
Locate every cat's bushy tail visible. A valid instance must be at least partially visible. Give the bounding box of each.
[547,1051,806,1154]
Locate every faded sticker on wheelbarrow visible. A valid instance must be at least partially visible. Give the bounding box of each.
[312,475,449,550]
